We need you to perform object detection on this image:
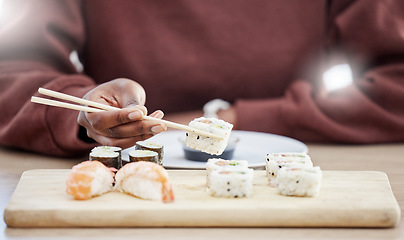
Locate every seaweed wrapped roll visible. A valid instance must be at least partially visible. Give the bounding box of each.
[90,146,122,169]
[135,140,164,165]
[128,149,159,164]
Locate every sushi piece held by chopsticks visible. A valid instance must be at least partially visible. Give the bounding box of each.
[185,117,233,155]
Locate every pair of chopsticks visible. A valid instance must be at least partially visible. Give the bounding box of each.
[31,88,223,139]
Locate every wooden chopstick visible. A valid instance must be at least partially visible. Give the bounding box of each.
[31,96,104,113]
[38,88,119,111]
[32,88,224,139]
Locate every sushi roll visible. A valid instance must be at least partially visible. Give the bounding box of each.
[185,117,233,155]
[265,152,311,166]
[128,149,159,164]
[265,152,313,184]
[65,160,115,200]
[276,166,322,197]
[207,168,254,198]
[115,161,174,203]
[206,158,249,172]
[206,158,249,186]
[135,140,164,165]
[91,146,122,155]
[90,146,122,169]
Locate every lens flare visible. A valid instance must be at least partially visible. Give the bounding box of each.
[322,64,353,91]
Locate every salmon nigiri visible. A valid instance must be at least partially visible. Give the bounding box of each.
[66,160,115,200]
[115,161,174,203]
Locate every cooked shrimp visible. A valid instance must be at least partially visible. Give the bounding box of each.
[66,160,115,200]
[115,161,174,203]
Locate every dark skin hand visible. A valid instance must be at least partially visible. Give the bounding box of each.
[77,78,167,149]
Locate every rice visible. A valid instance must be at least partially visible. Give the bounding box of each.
[206,158,249,186]
[185,117,233,155]
[207,168,254,198]
[117,174,164,201]
[276,166,322,197]
[265,152,313,185]
[90,166,116,197]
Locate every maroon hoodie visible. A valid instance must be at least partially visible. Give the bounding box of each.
[0,0,403,157]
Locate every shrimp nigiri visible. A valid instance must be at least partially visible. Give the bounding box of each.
[115,161,175,203]
[66,160,115,200]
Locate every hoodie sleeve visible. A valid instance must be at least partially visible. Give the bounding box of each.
[0,0,98,157]
[236,0,404,144]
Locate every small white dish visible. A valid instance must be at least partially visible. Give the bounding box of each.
[122,130,308,169]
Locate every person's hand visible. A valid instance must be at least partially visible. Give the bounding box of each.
[77,78,167,149]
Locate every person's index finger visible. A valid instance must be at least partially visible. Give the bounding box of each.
[128,109,144,121]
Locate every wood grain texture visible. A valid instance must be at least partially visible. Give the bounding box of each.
[4,169,401,228]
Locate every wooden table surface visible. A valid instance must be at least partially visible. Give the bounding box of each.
[1,143,403,240]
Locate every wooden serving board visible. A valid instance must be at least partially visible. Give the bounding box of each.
[4,169,401,228]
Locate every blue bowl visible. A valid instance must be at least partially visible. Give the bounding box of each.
[180,135,239,162]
